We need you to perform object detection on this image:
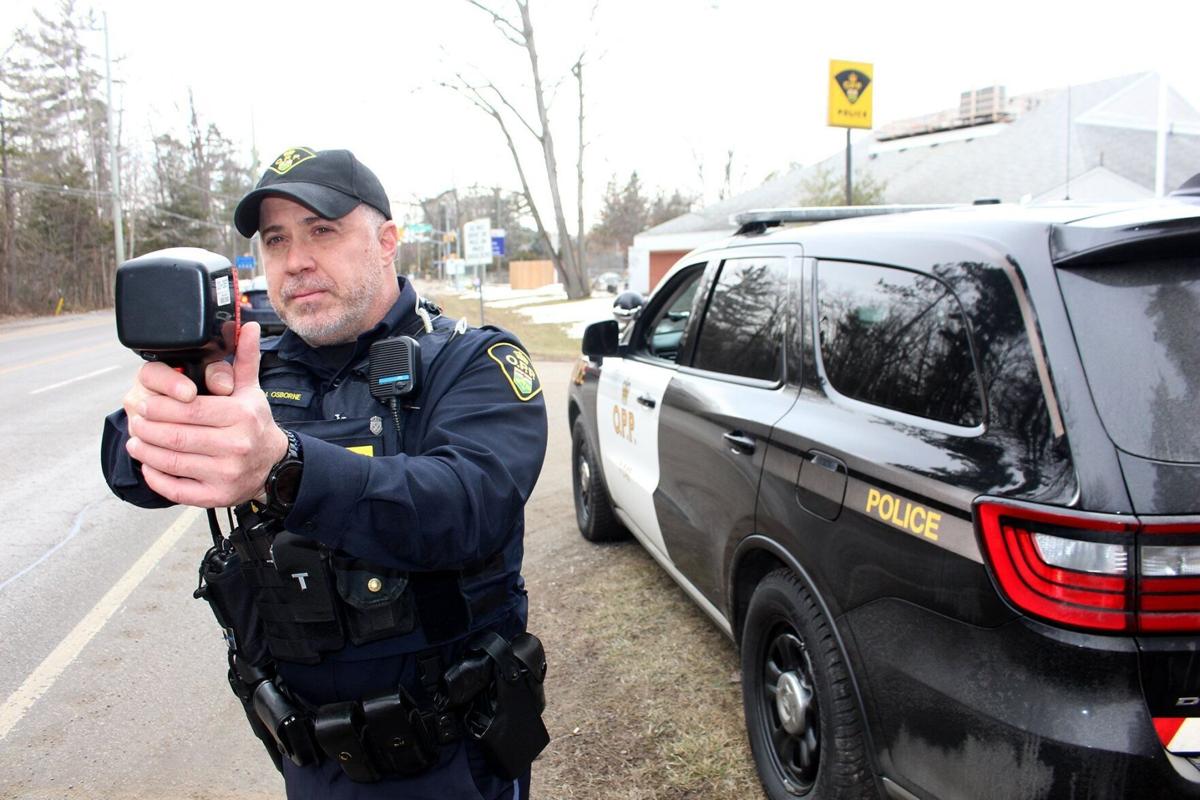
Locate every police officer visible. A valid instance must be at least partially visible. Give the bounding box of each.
[101,147,548,799]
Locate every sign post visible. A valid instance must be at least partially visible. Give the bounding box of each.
[827,59,874,205]
[463,217,492,324]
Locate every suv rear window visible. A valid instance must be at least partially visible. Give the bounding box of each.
[816,260,983,427]
[1057,256,1200,462]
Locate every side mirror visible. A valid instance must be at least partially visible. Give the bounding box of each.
[581,319,620,358]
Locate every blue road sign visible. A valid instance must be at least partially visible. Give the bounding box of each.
[491,235,506,257]
[236,255,255,271]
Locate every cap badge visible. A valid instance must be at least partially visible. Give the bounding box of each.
[268,147,317,175]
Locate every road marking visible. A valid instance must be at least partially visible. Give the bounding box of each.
[0,506,201,741]
[0,317,112,344]
[0,342,115,377]
[29,364,121,395]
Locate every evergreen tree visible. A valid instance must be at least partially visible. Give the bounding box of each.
[0,2,253,313]
[1,0,114,310]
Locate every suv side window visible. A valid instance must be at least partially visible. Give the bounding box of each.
[692,256,787,381]
[816,260,983,427]
[640,265,705,362]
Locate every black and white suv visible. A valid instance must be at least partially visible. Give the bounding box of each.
[567,184,1200,799]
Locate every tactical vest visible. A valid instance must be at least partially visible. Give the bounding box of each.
[235,318,510,665]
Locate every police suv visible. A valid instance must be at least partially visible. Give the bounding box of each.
[567,184,1200,800]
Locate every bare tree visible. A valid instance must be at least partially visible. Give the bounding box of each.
[691,146,745,205]
[444,0,591,299]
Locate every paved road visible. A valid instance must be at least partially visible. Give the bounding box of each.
[0,312,576,799]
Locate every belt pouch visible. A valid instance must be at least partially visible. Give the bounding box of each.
[252,679,320,766]
[332,556,417,644]
[314,701,380,782]
[361,689,438,774]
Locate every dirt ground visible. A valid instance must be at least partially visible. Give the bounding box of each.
[525,360,761,799]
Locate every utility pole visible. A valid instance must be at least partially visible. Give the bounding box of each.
[249,111,262,275]
[103,13,125,267]
[845,129,852,205]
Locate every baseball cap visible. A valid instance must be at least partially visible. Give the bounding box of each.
[234,147,392,237]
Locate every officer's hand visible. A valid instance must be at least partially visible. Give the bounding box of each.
[204,347,236,396]
[123,360,199,419]
[126,322,290,508]
[122,360,199,468]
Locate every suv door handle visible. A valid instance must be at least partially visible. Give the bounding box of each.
[637,393,657,409]
[723,431,756,455]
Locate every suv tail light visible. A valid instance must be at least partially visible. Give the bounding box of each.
[1138,520,1200,632]
[975,500,1200,634]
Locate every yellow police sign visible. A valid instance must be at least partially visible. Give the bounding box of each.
[828,59,874,130]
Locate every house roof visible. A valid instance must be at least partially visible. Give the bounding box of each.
[636,72,1200,249]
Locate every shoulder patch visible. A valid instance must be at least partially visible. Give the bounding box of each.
[487,343,542,401]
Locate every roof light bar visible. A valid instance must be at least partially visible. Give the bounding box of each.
[732,204,955,234]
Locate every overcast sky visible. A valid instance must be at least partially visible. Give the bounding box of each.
[5,0,1199,225]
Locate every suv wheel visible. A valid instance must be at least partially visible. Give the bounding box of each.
[742,569,875,799]
[571,419,627,542]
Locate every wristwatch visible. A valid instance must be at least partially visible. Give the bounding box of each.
[263,428,303,518]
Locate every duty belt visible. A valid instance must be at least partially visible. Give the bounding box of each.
[234,652,457,781]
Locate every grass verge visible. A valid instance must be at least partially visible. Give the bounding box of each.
[537,541,759,799]
[422,284,583,362]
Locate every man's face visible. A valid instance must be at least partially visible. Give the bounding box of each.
[259,196,398,346]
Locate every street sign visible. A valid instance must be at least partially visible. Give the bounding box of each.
[235,255,255,271]
[406,223,433,236]
[463,217,492,266]
[828,59,874,129]
[491,228,506,257]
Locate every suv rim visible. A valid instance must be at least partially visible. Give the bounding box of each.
[761,626,819,793]
[577,451,592,521]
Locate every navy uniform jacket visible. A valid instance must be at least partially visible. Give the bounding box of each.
[101,278,547,797]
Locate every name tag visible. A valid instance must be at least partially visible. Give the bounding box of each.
[266,389,313,407]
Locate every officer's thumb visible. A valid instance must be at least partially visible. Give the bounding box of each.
[232,322,262,391]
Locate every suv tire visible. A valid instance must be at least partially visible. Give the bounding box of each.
[571,419,627,542]
[741,569,876,799]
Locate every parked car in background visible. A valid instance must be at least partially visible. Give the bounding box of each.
[568,184,1200,800]
[239,274,286,336]
[593,271,622,294]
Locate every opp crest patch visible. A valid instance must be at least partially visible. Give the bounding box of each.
[487,343,542,401]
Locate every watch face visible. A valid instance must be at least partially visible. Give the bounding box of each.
[271,461,303,508]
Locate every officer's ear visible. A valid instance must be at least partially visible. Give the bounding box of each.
[377,219,399,267]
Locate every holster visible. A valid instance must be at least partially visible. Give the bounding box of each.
[458,632,550,780]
